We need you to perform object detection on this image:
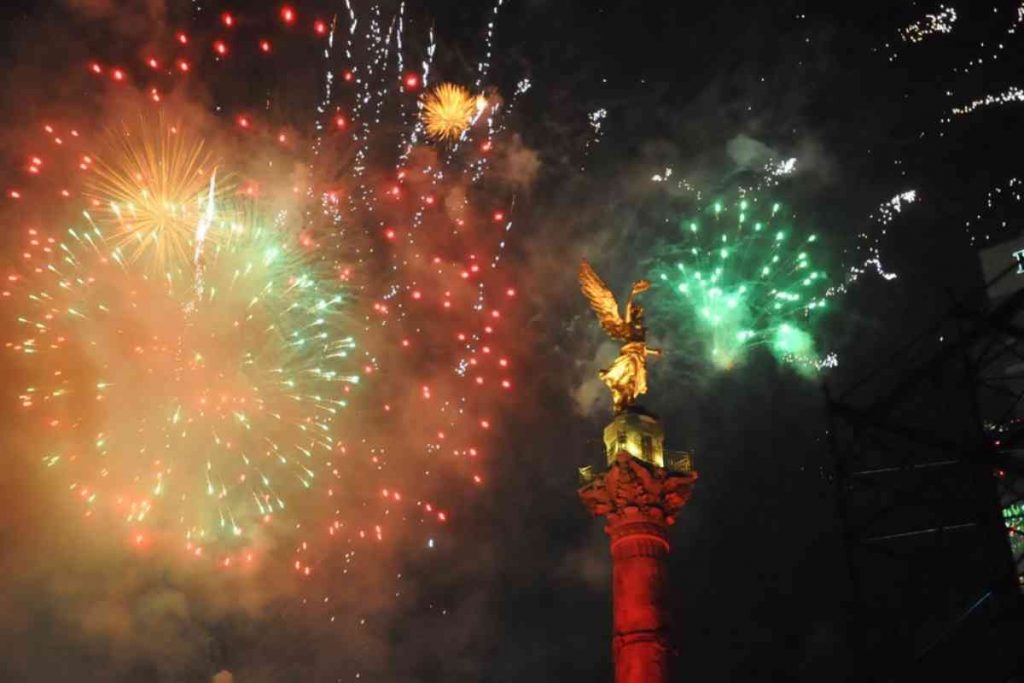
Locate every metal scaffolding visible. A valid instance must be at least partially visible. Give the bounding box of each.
[826,262,1024,681]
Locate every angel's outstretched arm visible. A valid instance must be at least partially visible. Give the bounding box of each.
[623,280,651,324]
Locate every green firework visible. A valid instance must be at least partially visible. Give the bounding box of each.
[650,197,830,372]
[8,200,359,549]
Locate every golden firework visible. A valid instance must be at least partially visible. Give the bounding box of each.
[421,83,480,142]
[87,120,224,270]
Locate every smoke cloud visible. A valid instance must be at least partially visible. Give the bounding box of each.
[63,0,169,39]
[0,0,876,680]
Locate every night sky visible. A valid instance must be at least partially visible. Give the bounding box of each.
[0,1,1021,681]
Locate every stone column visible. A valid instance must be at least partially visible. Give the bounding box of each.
[579,410,696,683]
[609,504,672,682]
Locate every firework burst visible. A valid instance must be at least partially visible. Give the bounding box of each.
[86,121,224,271]
[3,1,524,577]
[420,83,482,142]
[649,197,830,371]
[7,150,358,554]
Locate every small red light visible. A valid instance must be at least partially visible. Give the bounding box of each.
[403,72,420,90]
[176,32,189,45]
[221,12,234,27]
[111,68,125,82]
[343,69,354,82]
[259,39,272,53]
[314,19,328,35]
[89,62,102,74]
[281,5,296,24]
[213,40,229,56]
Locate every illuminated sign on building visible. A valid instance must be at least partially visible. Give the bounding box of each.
[1014,249,1024,274]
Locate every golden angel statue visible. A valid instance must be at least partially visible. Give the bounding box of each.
[578,259,662,413]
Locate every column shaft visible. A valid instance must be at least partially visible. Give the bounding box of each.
[610,522,671,683]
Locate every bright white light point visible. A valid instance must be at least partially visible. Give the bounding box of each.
[774,158,797,176]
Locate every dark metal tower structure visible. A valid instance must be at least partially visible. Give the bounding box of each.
[827,260,1024,681]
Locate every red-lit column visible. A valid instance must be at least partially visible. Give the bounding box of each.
[580,451,696,683]
[610,509,672,681]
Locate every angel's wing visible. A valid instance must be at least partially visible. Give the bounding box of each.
[579,259,629,340]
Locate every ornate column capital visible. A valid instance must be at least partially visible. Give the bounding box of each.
[579,450,698,530]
